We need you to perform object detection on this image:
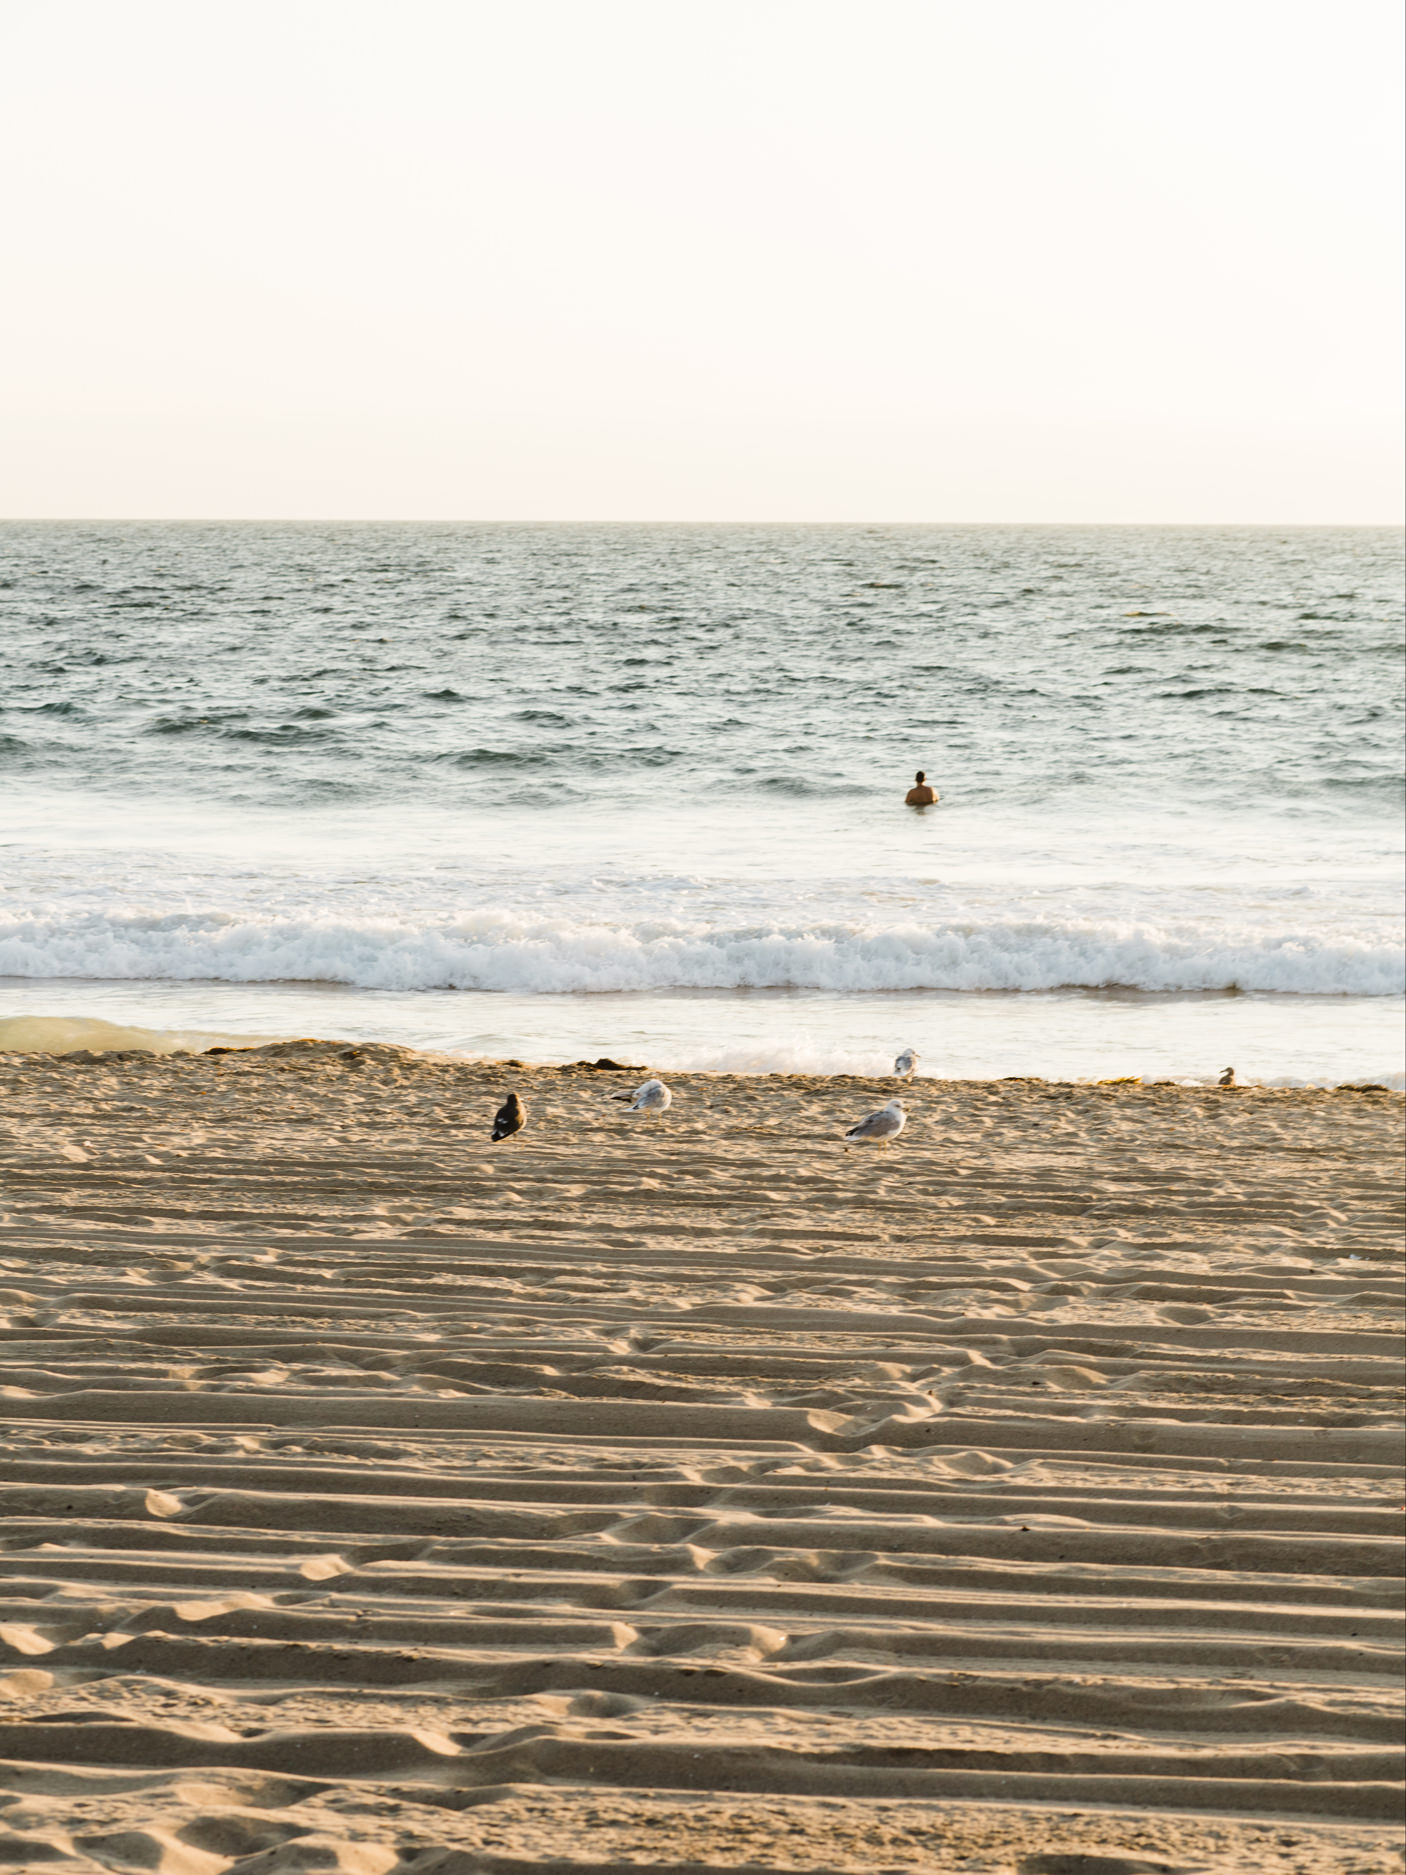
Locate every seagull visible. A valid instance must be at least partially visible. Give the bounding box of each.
[491,1092,527,1141]
[1218,1067,1236,1087]
[894,1047,919,1080]
[610,1077,672,1115]
[844,1098,906,1147]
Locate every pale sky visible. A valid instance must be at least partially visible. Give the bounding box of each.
[1,0,1401,522]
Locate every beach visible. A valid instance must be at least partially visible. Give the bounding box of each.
[0,1041,1401,1872]
[4,0,1402,1862]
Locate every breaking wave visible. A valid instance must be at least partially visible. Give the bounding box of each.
[0,908,1398,996]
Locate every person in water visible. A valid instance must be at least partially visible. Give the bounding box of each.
[905,770,939,806]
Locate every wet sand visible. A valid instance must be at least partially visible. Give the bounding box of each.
[0,1041,1402,1873]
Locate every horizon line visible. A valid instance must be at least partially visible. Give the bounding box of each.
[2,516,1403,529]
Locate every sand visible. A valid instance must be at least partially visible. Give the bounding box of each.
[0,1040,1401,1874]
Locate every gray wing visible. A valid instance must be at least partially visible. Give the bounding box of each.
[845,1106,903,1140]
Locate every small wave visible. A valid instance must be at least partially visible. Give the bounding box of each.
[435,746,538,767]
[434,743,683,772]
[145,714,343,746]
[146,713,248,736]
[225,724,339,745]
[748,774,872,798]
[0,908,1398,996]
[1117,619,1222,636]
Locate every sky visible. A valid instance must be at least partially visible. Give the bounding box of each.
[1,0,1401,522]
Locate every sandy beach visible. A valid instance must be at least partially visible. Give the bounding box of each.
[0,1041,1401,1874]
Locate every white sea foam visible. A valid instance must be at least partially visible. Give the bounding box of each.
[0,907,1398,996]
[4,525,1401,1084]
[5,1011,1400,1088]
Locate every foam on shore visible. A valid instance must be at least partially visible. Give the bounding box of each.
[3,1011,1402,1088]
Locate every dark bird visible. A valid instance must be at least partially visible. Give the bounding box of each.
[1218,1067,1236,1087]
[491,1092,527,1141]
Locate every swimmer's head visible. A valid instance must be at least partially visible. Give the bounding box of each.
[915,771,925,784]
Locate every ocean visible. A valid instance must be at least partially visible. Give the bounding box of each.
[2,521,1402,1084]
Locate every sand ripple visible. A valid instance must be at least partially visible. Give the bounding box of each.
[0,1044,1401,1871]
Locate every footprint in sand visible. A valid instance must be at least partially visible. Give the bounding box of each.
[298,1553,353,1581]
[196,1838,399,1875]
[1019,1857,1190,1875]
[75,1828,227,1875]
[175,1815,309,1859]
[0,1667,53,1696]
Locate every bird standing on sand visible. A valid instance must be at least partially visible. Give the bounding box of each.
[844,1098,907,1147]
[491,1092,527,1141]
[610,1077,673,1115]
[1218,1067,1236,1087]
[894,1047,919,1080]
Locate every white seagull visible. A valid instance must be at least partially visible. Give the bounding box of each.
[611,1077,673,1116]
[894,1047,919,1080]
[844,1098,907,1147]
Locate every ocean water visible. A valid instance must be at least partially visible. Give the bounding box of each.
[2,522,1402,1083]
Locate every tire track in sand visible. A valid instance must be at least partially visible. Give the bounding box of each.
[0,1044,1401,1872]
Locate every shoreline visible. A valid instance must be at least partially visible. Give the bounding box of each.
[2,1015,1403,1092]
[0,1042,1401,1868]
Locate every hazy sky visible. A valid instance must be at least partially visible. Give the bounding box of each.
[2,0,1401,521]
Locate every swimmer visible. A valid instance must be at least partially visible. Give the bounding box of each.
[904,770,939,807]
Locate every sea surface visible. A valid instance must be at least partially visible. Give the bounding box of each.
[2,522,1402,1083]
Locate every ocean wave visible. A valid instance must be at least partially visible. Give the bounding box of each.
[0,908,1399,996]
[432,743,684,771]
[747,774,873,798]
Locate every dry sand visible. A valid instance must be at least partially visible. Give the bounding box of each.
[0,1041,1401,1874]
